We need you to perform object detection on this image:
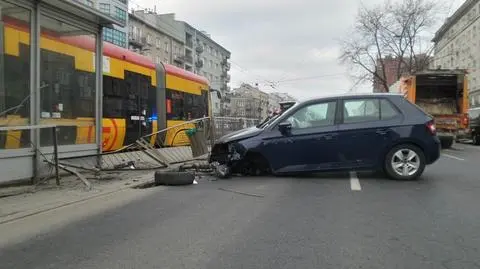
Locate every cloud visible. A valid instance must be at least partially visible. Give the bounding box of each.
[134,0,464,98]
[309,47,340,62]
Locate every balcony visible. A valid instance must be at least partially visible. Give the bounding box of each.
[196,45,204,54]
[185,54,193,63]
[129,34,146,48]
[195,59,204,68]
[223,62,231,71]
[174,54,185,64]
[186,39,193,48]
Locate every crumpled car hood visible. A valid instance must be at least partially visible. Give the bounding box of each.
[216,126,263,144]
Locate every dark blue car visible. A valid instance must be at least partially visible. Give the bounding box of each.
[209,93,441,180]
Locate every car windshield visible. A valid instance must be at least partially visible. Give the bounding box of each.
[257,102,296,128]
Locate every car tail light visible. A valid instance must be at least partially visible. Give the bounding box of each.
[426,120,436,135]
[462,114,469,126]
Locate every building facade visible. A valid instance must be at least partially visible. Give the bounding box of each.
[175,20,231,116]
[432,0,480,108]
[229,83,269,120]
[373,56,405,92]
[73,0,129,48]
[126,12,232,116]
[128,11,184,68]
[0,0,122,182]
[267,92,297,114]
[373,54,431,92]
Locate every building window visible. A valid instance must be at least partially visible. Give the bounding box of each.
[156,38,161,48]
[86,0,93,7]
[39,14,97,146]
[103,27,126,48]
[146,34,152,44]
[156,56,161,64]
[114,6,126,23]
[0,1,32,149]
[99,3,110,13]
[164,41,169,53]
[215,63,219,70]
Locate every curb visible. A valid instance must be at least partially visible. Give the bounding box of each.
[0,176,155,225]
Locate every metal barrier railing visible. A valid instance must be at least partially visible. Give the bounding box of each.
[212,117,261,139]
[55,116,261,173]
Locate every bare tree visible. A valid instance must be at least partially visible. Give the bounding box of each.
[339,0,441,92]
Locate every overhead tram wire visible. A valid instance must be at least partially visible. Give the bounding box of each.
[275,73,346,83]
[229,60,277,86]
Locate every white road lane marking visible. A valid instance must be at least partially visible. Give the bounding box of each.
[442,153,465,161]
[349,171,362,191]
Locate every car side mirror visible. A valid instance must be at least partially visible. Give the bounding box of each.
[278,122,292,135]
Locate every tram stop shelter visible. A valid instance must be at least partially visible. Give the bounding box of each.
[0,0,124,183]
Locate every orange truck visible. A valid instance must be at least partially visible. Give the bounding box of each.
[389,69,469,149]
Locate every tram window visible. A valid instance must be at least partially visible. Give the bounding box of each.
[40,49,75,118]
[74,71,95,118]
[166,89,185,120]
[166,89,209,120]
[104,97,123,118]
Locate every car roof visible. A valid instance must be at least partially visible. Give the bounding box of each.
[295,92,403,105]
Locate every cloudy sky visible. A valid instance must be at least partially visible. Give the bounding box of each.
[133,0,465,99]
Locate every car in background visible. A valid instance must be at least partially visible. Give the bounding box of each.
[209,93,441,180]
[468,108,480,145]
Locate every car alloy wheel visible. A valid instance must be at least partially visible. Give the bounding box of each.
[385,144,426,180]
[391,149,420,177]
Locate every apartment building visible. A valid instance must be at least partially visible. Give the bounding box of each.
[373,54,431,92]
[172,20,231,116]
[267,92,297,114]
[229,83,269,120]
[128,11,184,67]
[125,12,232,115]
[72,0,129,48]
[432,0,480,108]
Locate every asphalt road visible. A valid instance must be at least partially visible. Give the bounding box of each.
[1,143,480,269]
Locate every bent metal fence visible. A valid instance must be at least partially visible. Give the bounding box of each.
[56,116,261,175]
[213,117,261,138]
[0,124,92,188]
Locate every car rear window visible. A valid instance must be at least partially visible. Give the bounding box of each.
[342,98,401,123]
[380,99,400,120]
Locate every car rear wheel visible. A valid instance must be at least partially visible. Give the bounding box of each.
[384,144,426,181]
[473,134,480,146]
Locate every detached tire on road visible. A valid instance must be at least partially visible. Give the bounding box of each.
[154,171,195,186]
[384,144,426,181]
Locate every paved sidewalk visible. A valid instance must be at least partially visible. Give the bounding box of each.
[0,171,155,225]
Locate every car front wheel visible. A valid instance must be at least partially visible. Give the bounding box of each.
[384,144,426,181]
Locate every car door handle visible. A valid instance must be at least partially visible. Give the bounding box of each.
[324,134,338,140]
[376,129,389,135]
